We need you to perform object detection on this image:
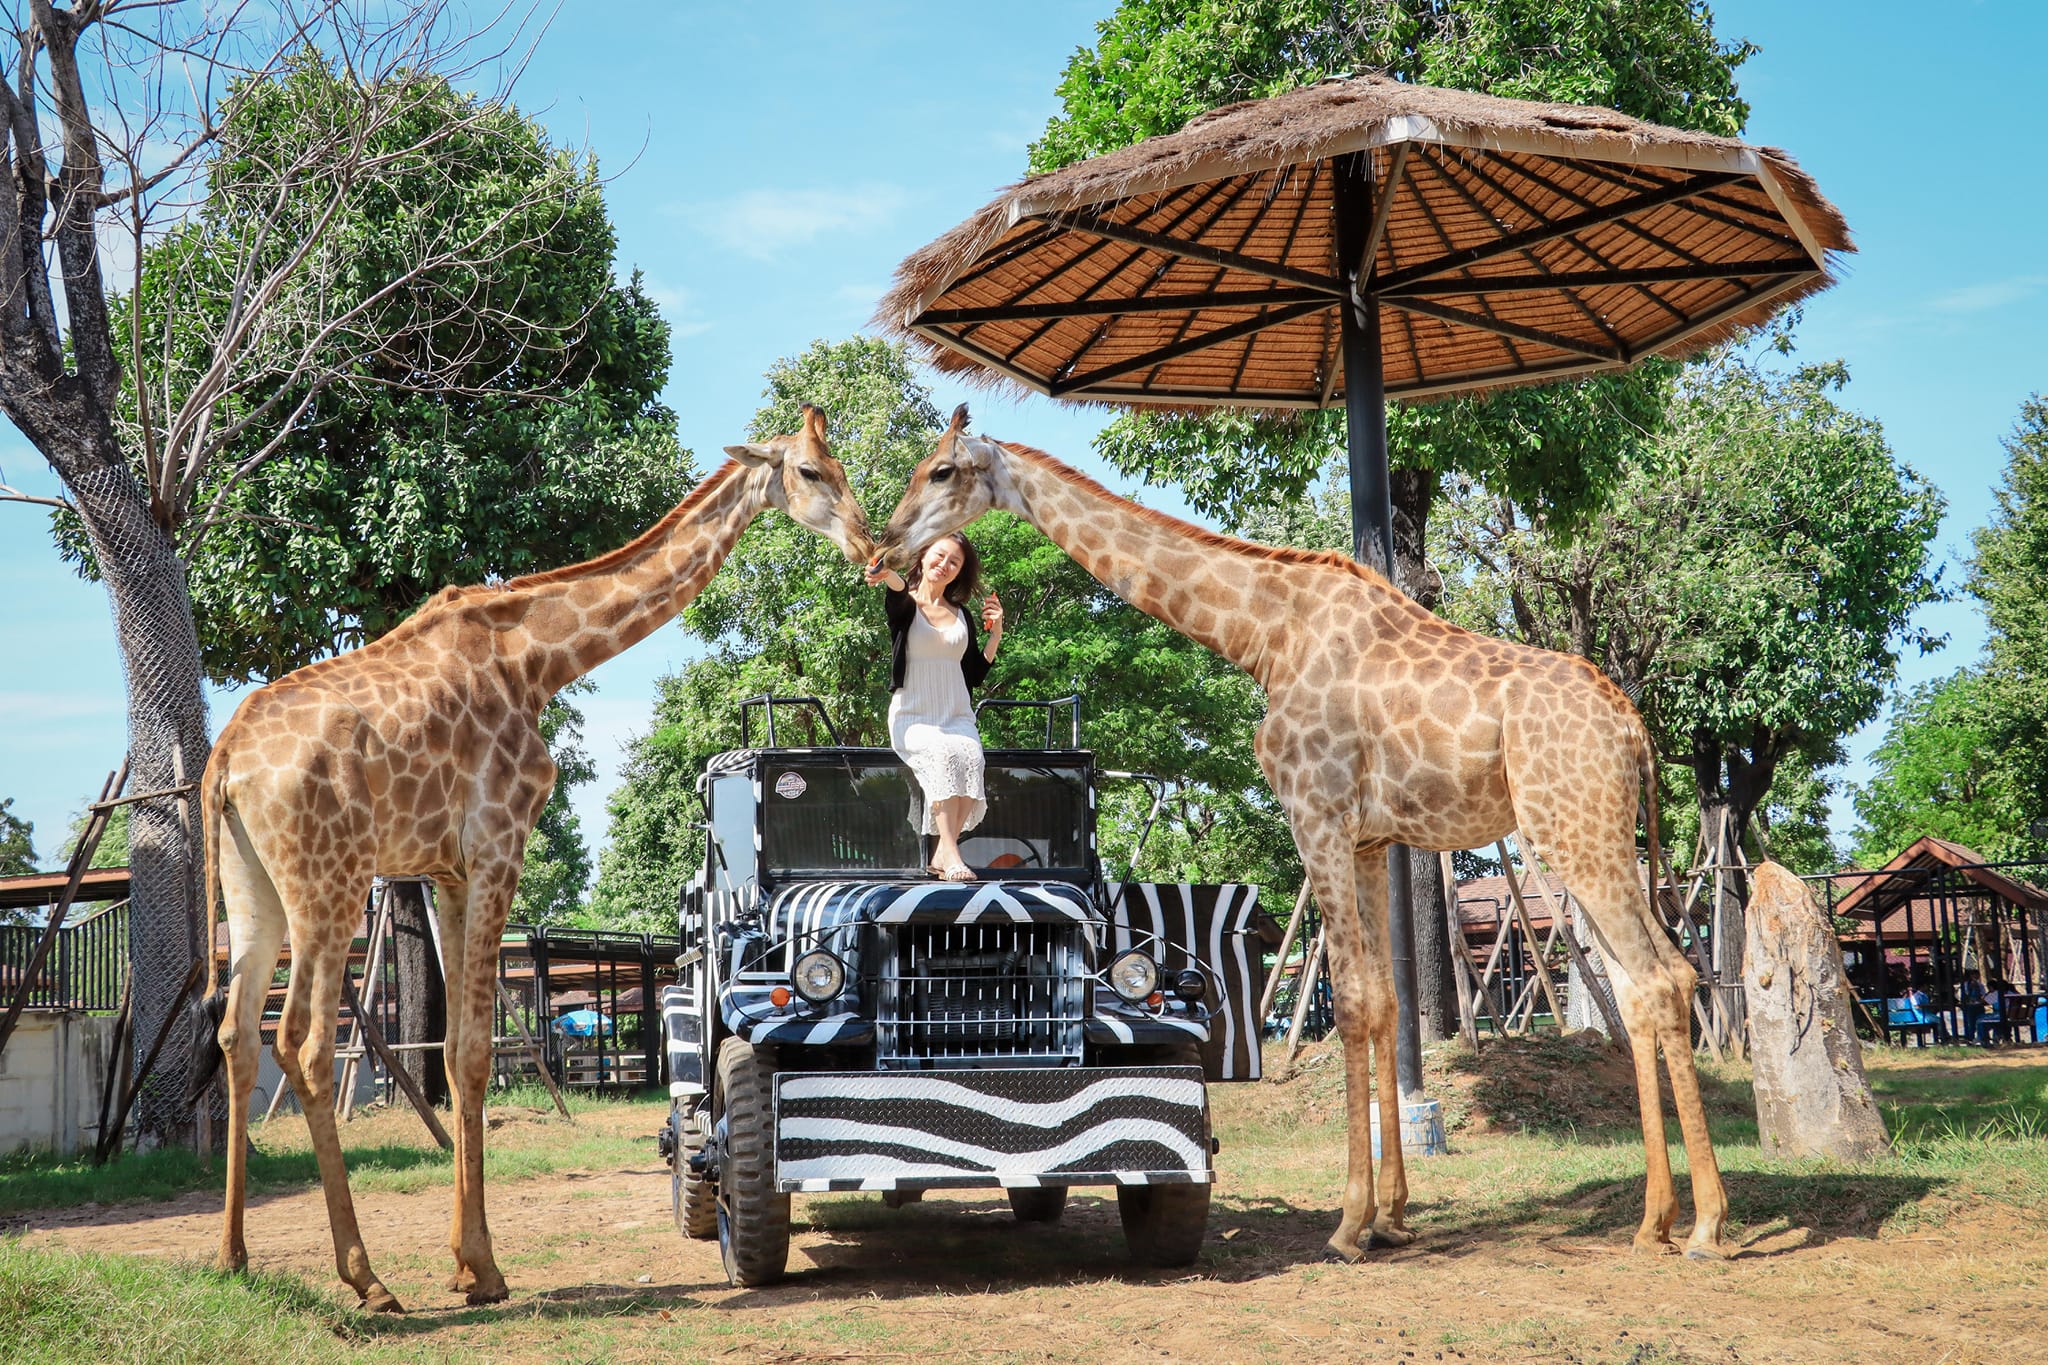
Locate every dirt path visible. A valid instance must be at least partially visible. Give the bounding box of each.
[21,1124,2046,1365]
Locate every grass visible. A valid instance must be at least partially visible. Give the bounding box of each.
[0,1083,661,1217]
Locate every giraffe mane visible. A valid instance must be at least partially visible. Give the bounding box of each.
[503,459,746,590]
[999,441,1397,589]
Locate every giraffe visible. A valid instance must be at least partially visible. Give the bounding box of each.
[877,406,1728,1263]
[192,406,872,1311]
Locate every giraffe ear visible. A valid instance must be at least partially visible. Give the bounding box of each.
[725,443,778,468]
[947,403,970,434]
[802,404,829,437]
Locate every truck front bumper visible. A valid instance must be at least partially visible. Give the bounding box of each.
[771,1065,1212,1194]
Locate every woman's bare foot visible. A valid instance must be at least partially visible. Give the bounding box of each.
[930,862,976,882]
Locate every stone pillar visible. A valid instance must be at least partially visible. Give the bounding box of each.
[1743,863,1889,1160]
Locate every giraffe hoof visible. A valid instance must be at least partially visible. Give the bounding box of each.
[445,1270,474,1294]
[1632,1235,1680,1257]
[1684,1242,1731,1262]
[215,1252,248,1275]
[361,1286,406,1314]
[465,1281,510,1306]
[1368,1222,1416,1248]
[1322,1237,1365,1264]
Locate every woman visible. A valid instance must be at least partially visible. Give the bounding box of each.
[864,533,1003,881]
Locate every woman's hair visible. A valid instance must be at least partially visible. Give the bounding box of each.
[905,532,980,608]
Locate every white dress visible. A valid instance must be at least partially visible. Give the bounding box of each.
[888,604,986,836]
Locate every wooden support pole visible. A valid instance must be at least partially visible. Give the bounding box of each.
[340,975,452,1151]
[96,959,203,1164]
[1284,927,1328,1066]
[1437,852,1481,1052]
[338,888,393,1121]
[1497,840,1567,1029]
[1510,839,1632,1052]
[1257,882,1313,1027]
[94,978,132,1152]
[496,980,573,1121]
[1639,818,1725,1066]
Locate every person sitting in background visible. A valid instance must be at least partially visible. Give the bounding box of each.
[1960,969,1987,1041]
[1901,984,1951,1043]
[1973,979,2011,1046]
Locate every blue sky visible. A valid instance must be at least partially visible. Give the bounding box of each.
[2,1,2043,872]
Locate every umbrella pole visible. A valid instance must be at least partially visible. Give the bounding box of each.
[1335,151,1427,1104]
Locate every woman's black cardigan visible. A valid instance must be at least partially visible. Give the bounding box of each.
[886,588,992,693]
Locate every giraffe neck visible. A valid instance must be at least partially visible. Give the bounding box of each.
[510,459,770,697]
[993,444,1375,684]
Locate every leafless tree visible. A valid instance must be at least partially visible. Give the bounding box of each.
[0,0,585,1143]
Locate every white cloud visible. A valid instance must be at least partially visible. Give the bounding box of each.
[1928,274,2048,315]
[670,184,908,262]
[635,275,713,338]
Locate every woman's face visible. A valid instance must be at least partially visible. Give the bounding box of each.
[919,538,965,588]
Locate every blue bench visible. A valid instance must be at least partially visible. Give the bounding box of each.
[1885,999,1948,1046]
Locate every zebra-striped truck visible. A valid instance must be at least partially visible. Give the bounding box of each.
[656,696,1274,1286]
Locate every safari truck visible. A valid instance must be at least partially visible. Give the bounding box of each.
[655,696,1271,1286]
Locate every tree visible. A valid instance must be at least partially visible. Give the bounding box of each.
[0,798,33,875]
[1967,397,2048,842]
[0,3,628,1140]
[1849,670,2031,867]
[1028,0,1752,1039]
[590,338,1304,930]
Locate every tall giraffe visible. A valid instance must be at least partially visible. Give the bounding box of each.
[194,407,872,1311]
[878,406,1727,1263]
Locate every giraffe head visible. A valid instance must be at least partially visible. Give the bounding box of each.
[877,404,1008,569]
[724,403,874,563]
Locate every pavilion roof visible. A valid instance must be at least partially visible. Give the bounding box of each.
[1832,836,2048,922]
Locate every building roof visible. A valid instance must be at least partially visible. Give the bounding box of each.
[1833,836,2048,922]
[0,866,130,910]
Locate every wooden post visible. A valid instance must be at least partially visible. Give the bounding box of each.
[1469,907,1517,1033]
[496,980,572,1121]
[340,975,451,1150]
[1496,840,1566,1029]
[1283,926,1327,1066]
[1257,882,1312,1026]
[94,977,132,1152]
[1437,852,1480,1052]
[338,889,394,1121]
[96,959,203,1164]
[1508,840,1631,1052]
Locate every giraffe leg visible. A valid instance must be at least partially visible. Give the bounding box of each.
[274,899,403,1312]
[431,881,471,1295]
[214,810,287,1274]
[1607,958,1682,1254]
[441,871,513,1304]
[1287,820,1385,1262]
[1353,846,1413,1248]
[1658,966,1730,1258]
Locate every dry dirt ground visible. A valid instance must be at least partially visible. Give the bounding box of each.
[17,1042,2048,1365]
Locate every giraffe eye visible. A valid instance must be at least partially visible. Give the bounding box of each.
[798,466,822,482]
[929,466,954,483]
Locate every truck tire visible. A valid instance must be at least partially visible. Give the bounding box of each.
[672,1107,717,1240]
[715,1037,790,1286]
[1007,1186,1068,1223]
[1112,1041,1210,1267]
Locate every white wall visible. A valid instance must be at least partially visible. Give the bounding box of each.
[0,1012,119,1157]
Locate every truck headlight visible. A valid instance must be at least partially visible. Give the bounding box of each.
[792,950,846,1004]
[1108,950,1160,1003]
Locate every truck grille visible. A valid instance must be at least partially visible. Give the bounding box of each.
[877,922,1087,1068]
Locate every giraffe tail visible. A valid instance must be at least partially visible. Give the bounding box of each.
[182,748,231,1106]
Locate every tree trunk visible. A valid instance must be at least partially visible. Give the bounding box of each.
[389,881,448,1106]
[67,461,213,1147]
[1390,466,1458,1042]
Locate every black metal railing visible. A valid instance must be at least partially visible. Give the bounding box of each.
[877,922,1086,1068]
[0,900,128,1012]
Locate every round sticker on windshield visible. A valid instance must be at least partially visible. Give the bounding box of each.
[774,772,807,800]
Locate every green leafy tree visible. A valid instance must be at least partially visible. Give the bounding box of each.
[1029,0,1752,1036]
[589,338,1303,930]
[1849,670,2031,867]
[0,799,35,876]
[1967,397,2048,843]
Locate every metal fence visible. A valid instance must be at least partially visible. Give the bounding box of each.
[0,900,129,1012]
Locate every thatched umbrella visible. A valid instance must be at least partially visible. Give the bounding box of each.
[877,73,1850,1096]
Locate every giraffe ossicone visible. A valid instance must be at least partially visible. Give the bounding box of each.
[192,405,872,1311]
[879,404,1729,1263]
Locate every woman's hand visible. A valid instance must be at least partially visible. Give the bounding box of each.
[863,557,904,592]
[982,592,1004,658]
